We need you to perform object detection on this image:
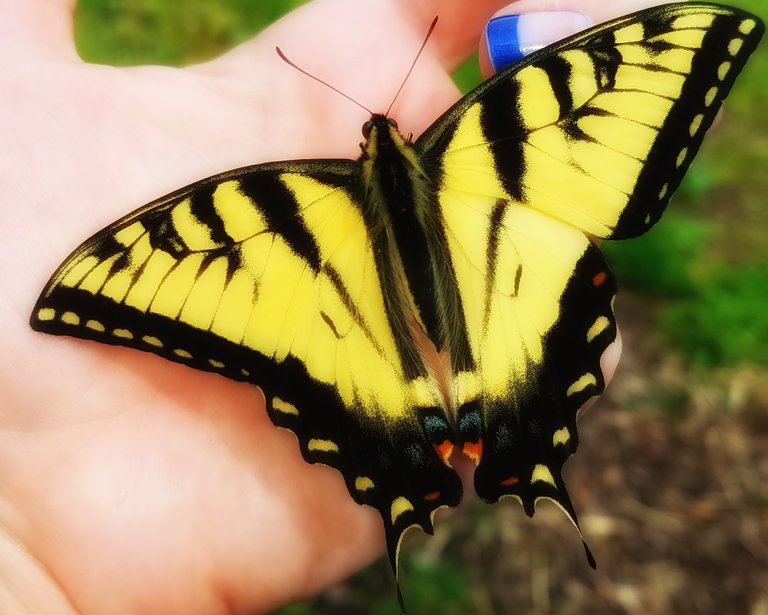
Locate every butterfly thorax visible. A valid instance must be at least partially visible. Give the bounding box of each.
[358,114,428,212]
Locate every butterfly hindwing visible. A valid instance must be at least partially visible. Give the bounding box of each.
[30,161,463,571]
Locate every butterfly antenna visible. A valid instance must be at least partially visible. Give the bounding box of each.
[385,16,439,118]
[276,47,373,115]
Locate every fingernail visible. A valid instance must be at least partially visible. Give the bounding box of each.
[486,11,594,72]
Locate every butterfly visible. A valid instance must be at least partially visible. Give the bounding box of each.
[30,2,763,604]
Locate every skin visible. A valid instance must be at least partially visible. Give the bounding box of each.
[0,0,653,612]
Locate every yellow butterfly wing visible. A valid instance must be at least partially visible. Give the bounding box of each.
[415,2,762,548]
[30,162,463,574]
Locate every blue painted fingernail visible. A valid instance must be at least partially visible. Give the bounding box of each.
[487,11,593,72]
[486,14,524,71]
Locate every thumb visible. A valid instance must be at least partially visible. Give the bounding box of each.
[0,0,78,62]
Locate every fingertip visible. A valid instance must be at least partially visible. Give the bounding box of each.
[0,0,78,61]
[601,325,623,388]
[479,8,594,76]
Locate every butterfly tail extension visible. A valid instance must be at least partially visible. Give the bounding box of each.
[361,405,464,603]
[273,396,463,611]
[303,358,467,588]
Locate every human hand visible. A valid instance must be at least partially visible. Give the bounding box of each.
[0,0,653,612]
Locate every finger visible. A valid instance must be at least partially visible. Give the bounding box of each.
[488,0,669,25]
[190,0,515,141]
[0,0,78,61]
[478,1,668,76]
[200,0,510,76]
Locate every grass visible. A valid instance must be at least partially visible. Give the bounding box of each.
[75,0,308,65]
[662,264,768,367]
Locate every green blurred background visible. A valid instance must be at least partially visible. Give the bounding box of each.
[75,1,768,613]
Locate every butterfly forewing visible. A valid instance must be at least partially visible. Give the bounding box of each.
[419,3,764,239]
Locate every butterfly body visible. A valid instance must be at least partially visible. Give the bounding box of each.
[31,2,763,597]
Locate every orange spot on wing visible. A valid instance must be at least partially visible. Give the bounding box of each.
[424,491,441,501]
[500,476,519,486]
[592,271,607,286]
[433,440,454,463]
[462,440,483,465]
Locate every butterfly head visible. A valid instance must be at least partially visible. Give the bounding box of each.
[362,114,398,140]
[360,113,415,163]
